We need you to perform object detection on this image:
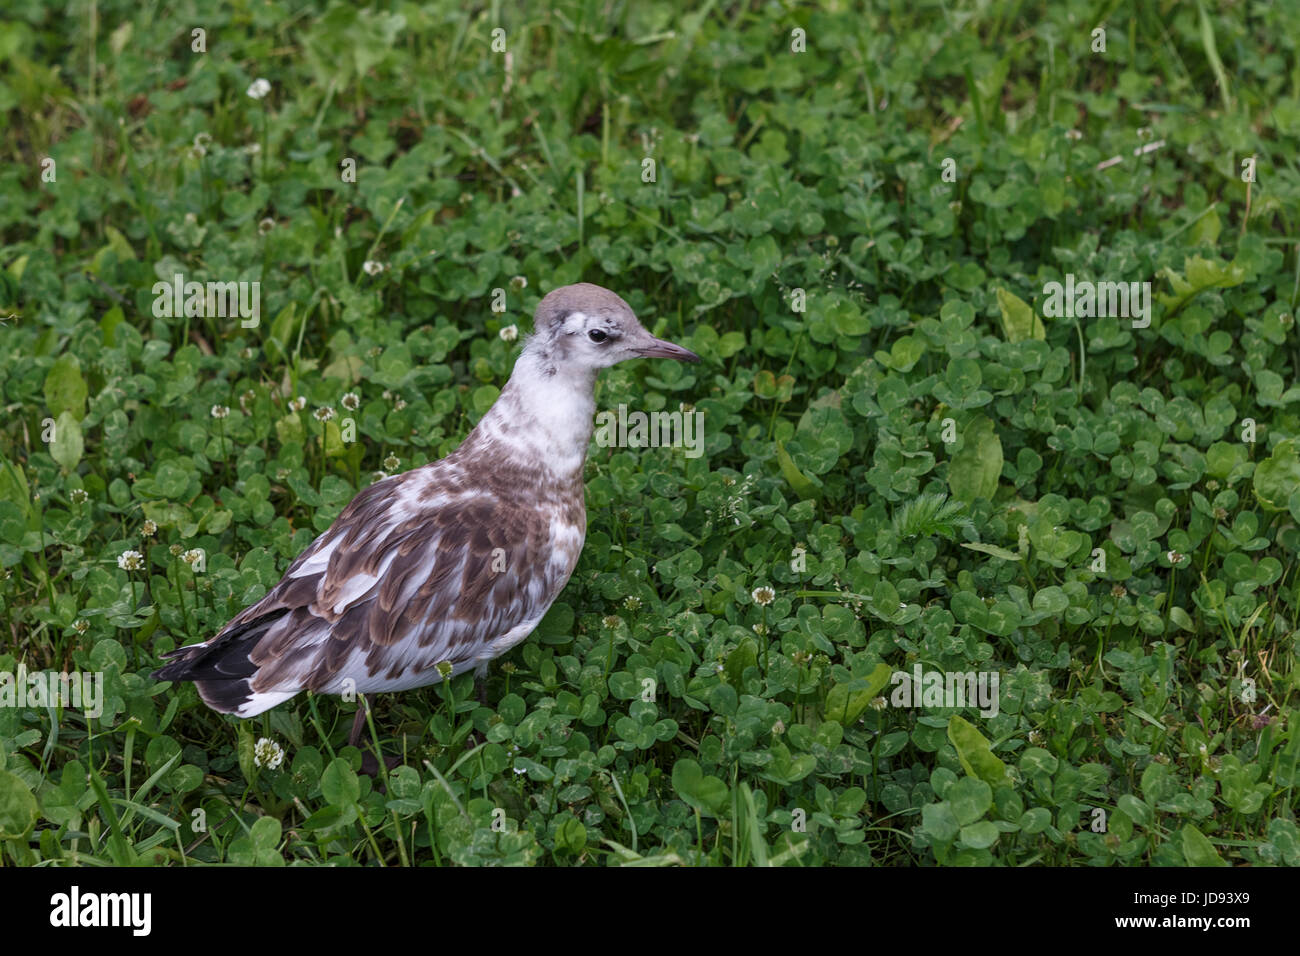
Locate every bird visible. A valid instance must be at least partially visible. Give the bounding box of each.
[152,283,700,757]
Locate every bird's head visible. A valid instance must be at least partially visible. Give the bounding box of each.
[526,282,700,373]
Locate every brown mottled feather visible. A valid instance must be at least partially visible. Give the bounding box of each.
[227,456,585,698]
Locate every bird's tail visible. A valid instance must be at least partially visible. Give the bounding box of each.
[152,609,296,717]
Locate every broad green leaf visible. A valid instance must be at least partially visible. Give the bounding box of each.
[44,354,88,421]
[1181,824,1229,867]
[1188,205,1221,246]
[0,770,38,839]
[724,639,758,688]
[776,440,817,500]
[1019,808,1052,834]
[948,716,1008,786]
[996,287,1045,342]
[948,416,1003,503]
[237,723,257,786]
[49,412,84,470]
[265,303,298,363]
[1117,794,1153,827]
[1157,255,1247,314]
[960,541,1021,561]
[947,777,992,825]
[922,801,959,842]
[554,816,587,853]
[875,334,926,371]
[824,663,893,724]
[321,757,361,806]
[671,759,728,817]
[1253,439,1300,512]
[960,820,1000,849]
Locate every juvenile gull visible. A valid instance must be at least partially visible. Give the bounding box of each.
[153,283,699,745]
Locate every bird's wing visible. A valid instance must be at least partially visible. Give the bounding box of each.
[220,466,583,698]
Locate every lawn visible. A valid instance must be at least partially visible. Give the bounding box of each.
[0,0,1297,866]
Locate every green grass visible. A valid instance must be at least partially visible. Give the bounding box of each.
[0,0,1298,866]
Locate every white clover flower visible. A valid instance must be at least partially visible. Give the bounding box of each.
[246,78,271,100]
[371,471,388,482]
[752,622,768,636]
[362,260,385,276]
[383,454,400,471]
[313,406,336,422]
[211,405,230,419]
[751,586,776,607]
[258,217,275,235]
[182,549,203,566]
[253,736,285,770]
[392,397,407,411]
[141,520,157,537]
[603,615,621,629]
[869,696,888,712]
[73,619,89,635]
[239,389,256,412]
[623,596,641,612]
[499,323,519,342]
[289,396,306,412]
[69,488,89,504]
[341,392,360,411]
[509,275,527,290]
[118,550,144,571]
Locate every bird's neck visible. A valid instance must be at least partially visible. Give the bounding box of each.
[458,348,597,481]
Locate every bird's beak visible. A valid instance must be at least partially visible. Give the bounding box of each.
[634,335,701,363]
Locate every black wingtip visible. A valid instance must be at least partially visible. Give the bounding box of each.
[151,608,290,685]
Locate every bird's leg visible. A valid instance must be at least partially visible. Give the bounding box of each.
[350,697,400,776]
[348,702,368,748]
[476,675,489,707]
[360,750,401,777]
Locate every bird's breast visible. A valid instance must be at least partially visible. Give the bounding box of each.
[543,495,587,594]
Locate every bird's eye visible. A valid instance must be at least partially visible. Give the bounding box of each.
[588,329,608,343]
